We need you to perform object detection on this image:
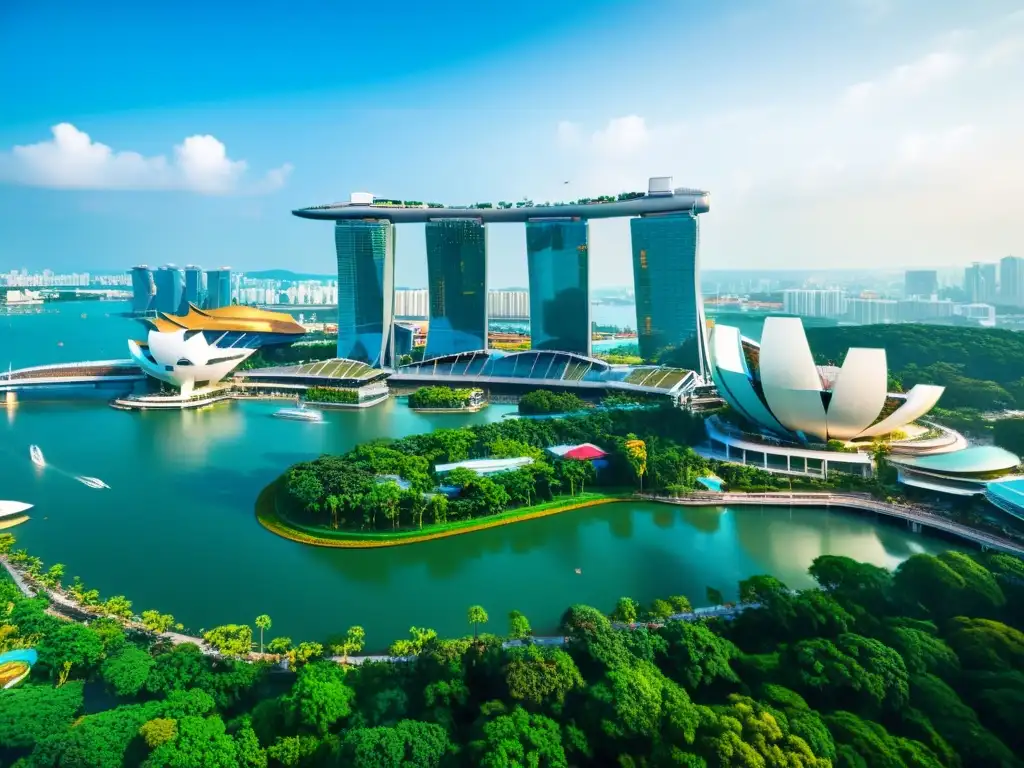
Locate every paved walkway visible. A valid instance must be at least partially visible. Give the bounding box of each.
[641,492,1024,557]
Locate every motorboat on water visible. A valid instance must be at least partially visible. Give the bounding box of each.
[273,406,323,422]
[29,445,44,467]
[75,476,110,490]
[0,501,33,520]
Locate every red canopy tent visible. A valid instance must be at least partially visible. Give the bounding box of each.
[562,444,608,461]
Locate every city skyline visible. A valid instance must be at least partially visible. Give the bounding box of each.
[0,1,1021,281]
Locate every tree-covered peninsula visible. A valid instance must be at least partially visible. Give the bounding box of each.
[273,406,880,542]
[2,540,1023,767]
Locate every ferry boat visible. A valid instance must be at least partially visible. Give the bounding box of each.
[0,501,33,520]
[75,476,110,490]
[273,407,323,423]
[29,445,45,467]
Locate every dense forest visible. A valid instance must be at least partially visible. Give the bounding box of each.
[518,390,588,415]
[2,548,1022,767]
[281,406,874,533]
[803,324,1024,412]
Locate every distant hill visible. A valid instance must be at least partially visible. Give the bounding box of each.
[244,269,334,281]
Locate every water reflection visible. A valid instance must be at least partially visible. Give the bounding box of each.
[2,396,960,645]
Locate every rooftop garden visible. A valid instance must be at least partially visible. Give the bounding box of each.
[307,191,653,211]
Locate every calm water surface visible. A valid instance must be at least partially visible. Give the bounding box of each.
[0,304,952,648]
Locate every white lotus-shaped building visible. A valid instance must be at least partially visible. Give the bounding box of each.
[708,317,944,443]
[129,305,306,397]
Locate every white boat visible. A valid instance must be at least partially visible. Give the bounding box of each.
[75,476,110,490]
[0,501,33,519]
[273,407,323,422]
[29,445,44,467]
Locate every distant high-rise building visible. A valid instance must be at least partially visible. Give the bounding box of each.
[129,265,156,314]
[205,268,232,309]
[904,270,938,298]
[395,288,429,318]
[630,213,706,373]
[488,289,530,319]
[846,298,898,324]
[897,298,955,323]
[964,262,998,304]
[999,256,1024,307]
[782,289,846,318]
[184,265,206,309]
[334,220,395,366]
[526,219,590,356]
[424,220,488,358]
[153,266,185,314]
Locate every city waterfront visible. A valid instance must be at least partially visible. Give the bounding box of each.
[1,393,952,648]
[0,300,956,647]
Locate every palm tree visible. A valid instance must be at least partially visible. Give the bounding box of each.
[255,615,272,654]
[468,605,489,639]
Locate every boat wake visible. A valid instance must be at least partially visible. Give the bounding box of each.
[27,445,110,490]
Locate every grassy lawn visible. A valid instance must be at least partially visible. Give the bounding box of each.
[256,480,631,548]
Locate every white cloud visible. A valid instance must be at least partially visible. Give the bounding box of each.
[558,115,654,156]
[841,51,962,109]
[0,123,291,195]
[551,11,1024,274]
[899,124,976,165]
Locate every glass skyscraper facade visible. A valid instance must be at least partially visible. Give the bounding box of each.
[335,220,395,367]
[424,219,488,358]
[630,213,707,374]
[130,266,156,314]
[205,269,232,309]
[525,219,590,356]
[153,266,185,315]
[184,265,206,309]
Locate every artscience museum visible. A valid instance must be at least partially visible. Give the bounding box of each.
[702,317,962,480]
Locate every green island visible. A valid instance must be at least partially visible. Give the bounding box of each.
[407,386,484,411]
[517,389,588,415]
[264,404,895,547]
[3,527,1024,767]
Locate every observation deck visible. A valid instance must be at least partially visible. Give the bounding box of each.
[292,180,710,223]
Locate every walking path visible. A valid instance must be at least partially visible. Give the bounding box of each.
[641,492,1024,557]
[4,489,1020,666]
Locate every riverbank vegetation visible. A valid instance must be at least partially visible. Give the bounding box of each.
[304,387,358,405]
[3,535,1023,767]
[518,389,588,414]
[408,386,478,410]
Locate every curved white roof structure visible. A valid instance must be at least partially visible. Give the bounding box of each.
[708,317,944,443]
[128,306,306,397]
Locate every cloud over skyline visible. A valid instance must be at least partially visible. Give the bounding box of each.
[0,124,292,195]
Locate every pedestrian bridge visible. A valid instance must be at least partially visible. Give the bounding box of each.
[0,359,146,396]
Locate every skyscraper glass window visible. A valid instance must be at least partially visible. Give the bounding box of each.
[904,270,938,299]
[153,266,185,315]
[424,220,488,358]
[335,220,395,366]
[130,266,156,315]
[630,213,707,374]
[184,265,206,308]
[205,269,232,309]
[1000,256,1024,307]
[525,219,590,356]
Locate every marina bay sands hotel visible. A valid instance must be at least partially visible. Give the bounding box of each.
[292,176,710,375]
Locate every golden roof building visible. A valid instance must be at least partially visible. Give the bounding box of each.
[128,304,306,397]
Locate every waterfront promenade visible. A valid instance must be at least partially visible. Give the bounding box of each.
[641,491,1024,557]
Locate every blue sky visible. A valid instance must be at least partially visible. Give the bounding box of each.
[1,0,1022,286]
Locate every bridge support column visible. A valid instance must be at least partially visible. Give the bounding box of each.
[909,521,922,533]
[4,391,15,407]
